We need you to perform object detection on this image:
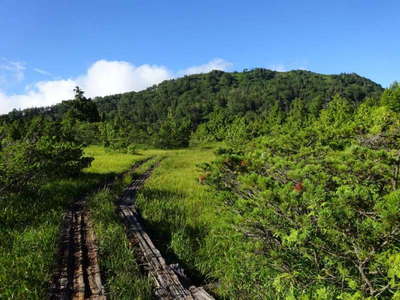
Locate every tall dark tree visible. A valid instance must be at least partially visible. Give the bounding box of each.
[63,87,100,123]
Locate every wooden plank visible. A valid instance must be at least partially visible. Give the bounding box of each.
[73,212,85,300]
[118,161,215,300]
[50,158,155,299]
[119,205,193,299]
[50,205,106,300]
[84,213,106,299]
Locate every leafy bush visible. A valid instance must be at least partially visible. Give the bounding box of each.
[0,136,92,195]
[126,144,137,154]
[202,95,400,298]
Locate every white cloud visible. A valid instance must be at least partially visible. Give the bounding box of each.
[33,68,53,76]
[269,64,287,72]
[0,79,76,113]
[180,58,233,75]
[269,63,309,72]
[79,60,172,97]
[0,58,233,114]
[0,58,25,84]
[0,60,173,114]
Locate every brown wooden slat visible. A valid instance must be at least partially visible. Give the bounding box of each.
[50,158,154,299]
[118,160,215,300]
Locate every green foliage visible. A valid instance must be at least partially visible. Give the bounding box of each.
[381,82,400,112]
[0,71,395,299]
[0,137,92,195]
[190,108,233,145]
[154,110,192,148]
[62,86,100,123]
[201,89,400,298]
[0,145,152,299]
[0,94,96,197]
[0,69,383,149]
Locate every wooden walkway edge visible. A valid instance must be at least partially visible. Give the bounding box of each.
[118,160,215,300]
[49,157,154,299]
[49,201,106,300]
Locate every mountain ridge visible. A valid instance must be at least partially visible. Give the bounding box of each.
[0,68,383,122]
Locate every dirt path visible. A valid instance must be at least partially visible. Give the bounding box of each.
[118,160,215,300]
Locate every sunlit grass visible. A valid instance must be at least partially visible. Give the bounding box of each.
[135,147,223,291]
[84,145,165,174]
[88,185,155,299]
[0,146,155,299]
[0,178,100,299]
[82,147,165,298]
[1,144,256,299]
[134,145,270,299]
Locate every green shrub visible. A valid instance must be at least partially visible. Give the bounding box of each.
[0,136,92,195]
[202,95,400,298]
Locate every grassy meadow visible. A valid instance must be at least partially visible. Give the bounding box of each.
[134,146,268,299]
[0,146,153,299]
[1,144,261,299]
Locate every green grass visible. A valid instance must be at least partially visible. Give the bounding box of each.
[88,187,154,300]
[0,176,103,299]
[133,148,225,292]
[85,149,161,299]
[84,146,173,299]
[0,146,155,299]
[134,146,272,299]
[84,145,164,174]
[1,144,265,299]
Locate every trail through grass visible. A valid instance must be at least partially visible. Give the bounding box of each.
[135,146,271,299]
[0,146,153,299]
[85,147,165,299]
[1,144,259,299]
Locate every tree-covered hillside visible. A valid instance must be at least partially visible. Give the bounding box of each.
[94,69,382,123]
[0,69,383,149]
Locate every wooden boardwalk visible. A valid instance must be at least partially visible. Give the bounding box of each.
[49,157,213,299]
[49,157,153,300]
[49,201,106,300]
[118,161,215,300]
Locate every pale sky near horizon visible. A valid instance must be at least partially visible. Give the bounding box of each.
[0,0,399,114]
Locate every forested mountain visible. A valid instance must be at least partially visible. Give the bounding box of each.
[1,69,383,123]
[0,69,386,195]
[0,69,383,148]
[94,69,382,122]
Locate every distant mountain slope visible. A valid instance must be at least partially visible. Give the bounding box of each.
[93,69,383,124]
[0,69,383,126]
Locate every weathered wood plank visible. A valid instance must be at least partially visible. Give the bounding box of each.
[50,204,106,300]
[118,160,215,300]
[50,158,157,299]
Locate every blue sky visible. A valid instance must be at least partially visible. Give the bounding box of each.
[0,0,399,113]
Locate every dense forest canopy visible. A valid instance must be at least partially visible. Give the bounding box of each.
[1,69,383,122]
[0,69,383,148]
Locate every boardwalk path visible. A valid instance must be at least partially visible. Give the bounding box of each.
[118,159,215,300]
[49,158,152,300]
[49,157,213,299]
[49,200,105,300]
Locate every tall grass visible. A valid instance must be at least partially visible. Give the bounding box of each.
[135,146,272,299]
[1,145,266,299]
[88,188,154,299]
[85,149,162,299]
[0,146,151,299]
[0,176,104,298]
[84,145,164,174]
